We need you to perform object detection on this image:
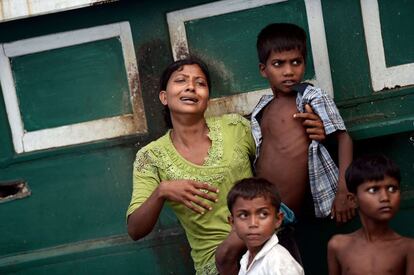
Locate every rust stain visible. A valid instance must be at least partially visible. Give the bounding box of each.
[127,63,147,133]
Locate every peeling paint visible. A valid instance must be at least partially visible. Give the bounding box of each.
[0,0,118,23]
[0,180,30,203]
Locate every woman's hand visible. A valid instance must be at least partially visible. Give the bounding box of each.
[159,180,219,214]
[294,104,326,142]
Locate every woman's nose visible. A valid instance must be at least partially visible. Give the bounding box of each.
[185,80,195,92]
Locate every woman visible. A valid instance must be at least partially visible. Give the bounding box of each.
[127,58,325,274]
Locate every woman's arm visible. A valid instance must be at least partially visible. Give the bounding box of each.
[331,131,355,223]
[127,179,219,240]
[215,229,246,275]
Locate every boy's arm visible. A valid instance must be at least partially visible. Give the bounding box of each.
[215,229,246,275]
[331,131,355,223]
[327,236,342,275]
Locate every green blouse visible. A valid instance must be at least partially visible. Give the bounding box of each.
[127,114,255,275]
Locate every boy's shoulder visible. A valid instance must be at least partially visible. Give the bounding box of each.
[328,231,359,251]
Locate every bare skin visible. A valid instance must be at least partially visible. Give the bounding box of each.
[256,93,309,214]
[216,48,353,275]
[328,176,414,275]
[328,230,414,275]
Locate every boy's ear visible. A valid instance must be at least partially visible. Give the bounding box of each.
[228,215,234,226]
[159,90,168,106]
[275,211,284,229]
[347,193,358,208]
[259,63,267,78]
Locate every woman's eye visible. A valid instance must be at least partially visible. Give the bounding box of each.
[174,78,186,83]
[196,81,207,87]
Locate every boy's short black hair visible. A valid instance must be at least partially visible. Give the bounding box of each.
[256,23,307,64]
[345,154,401,194]
[227,177,281,214]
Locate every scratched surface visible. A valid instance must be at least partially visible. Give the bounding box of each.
[0,0,412,274]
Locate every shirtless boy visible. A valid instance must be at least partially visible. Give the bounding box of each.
[327,154,414,275]
[216,23,355,274]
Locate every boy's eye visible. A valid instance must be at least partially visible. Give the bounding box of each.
[238,213,248,219]
[292,60,302,66]
[367,187,377,193]
[259,211,269,218]
[272,61,281,67]
[387,185,399,193]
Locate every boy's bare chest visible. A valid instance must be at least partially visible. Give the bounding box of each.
[260,98,306,139]
[339,240,406,275]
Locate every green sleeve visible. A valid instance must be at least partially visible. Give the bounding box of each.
[126,147,160,218]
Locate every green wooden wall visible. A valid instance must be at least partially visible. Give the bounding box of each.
[0,0,413,274]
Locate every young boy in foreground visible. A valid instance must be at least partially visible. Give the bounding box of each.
[228,177,304,275]
[327,155,414,275]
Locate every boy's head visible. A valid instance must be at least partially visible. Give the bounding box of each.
[345,155,401,221]
[257,23,307,64]
[227,178,283,251]
[345,154,401,194]
[257,23,307,95]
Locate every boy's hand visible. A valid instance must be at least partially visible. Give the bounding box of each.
[293,104,326,142]
[159,180,218,214]
[331,189,356,223]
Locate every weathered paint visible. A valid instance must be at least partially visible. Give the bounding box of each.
[0,0,117,23]
[361,0,414,91]
[0,21,147,154]
[0,1,412,274]
[167,0,333,99]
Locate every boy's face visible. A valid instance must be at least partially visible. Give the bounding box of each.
[229,196,283,254]
[354,176,401,222]
[259,49,305,95]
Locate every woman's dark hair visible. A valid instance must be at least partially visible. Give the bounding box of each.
[227,177,281,214]
[345,154,401,194]
[160,57,211,128]
[257,23,307,64]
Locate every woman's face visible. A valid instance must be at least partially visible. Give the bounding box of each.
[159,64,209,117]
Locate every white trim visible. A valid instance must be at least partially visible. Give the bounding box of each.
[22,115,136,152]
[167,0,333,116]
[0,46,25,153]
[0,0,116,23]
[304,0,333,96]
[0,22,147,154]
[361,0,414,91]
[167,0,287,60]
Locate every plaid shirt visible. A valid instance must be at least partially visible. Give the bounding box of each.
[251,83,346,218]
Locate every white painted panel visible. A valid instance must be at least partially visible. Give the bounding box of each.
[0,0,116,23]
[361,0,414,91]
[23,115,138,152]
[0,45,25,153]
[0,21,147,154]
[167,0,333,116]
